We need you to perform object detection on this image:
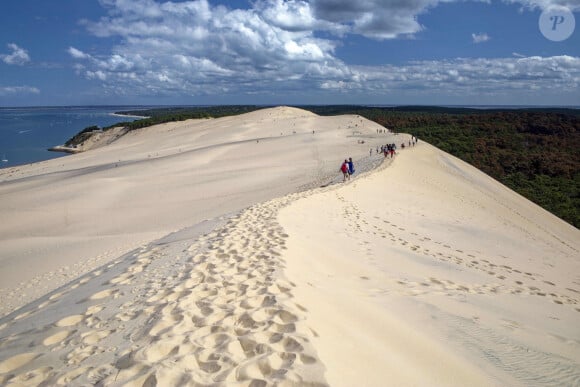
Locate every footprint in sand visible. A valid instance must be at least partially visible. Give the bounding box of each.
[88,288,120,301]
[86,304,104,315]
[56,366,91,385]
[108,273,134,285]
[55,314,84,327]
[0,352,39,373]
[13,310,33,321]
[43,330,72,346]
[65,345,106,366]
[81,329,115,345]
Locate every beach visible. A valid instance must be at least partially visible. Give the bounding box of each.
[0,106,579,386]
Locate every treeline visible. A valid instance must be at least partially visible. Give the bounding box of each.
[302,106,579,228]
[112,105,262,130]
[65,105,262,146]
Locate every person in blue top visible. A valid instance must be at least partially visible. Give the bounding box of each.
[340,159,349,181]
[348,157,355,176]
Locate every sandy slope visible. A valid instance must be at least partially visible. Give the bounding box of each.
[0,106,578,386]
[279,141,580,386]
[0,106,391,316]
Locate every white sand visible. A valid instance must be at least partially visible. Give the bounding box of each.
[279,141,580,386]
[0,107,385,315]
[0,107,578,386]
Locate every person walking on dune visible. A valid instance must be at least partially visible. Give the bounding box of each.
[348,157,355,177]
[340,159,350,182]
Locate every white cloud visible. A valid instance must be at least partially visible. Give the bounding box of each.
[346,55,580,98]
[472,32,491,43]
[0,86,40,96]
[503,0,580,10]
[87,70,107,81]
[73,0,347,96]
[67,0,579,103]
[311,0,432,39]
[0,43,31,65]
[68,47,92,60]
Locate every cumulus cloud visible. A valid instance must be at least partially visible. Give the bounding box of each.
[503,0,580,10]
[472,32,491,43]
[67,0,579,102]
[72,0,348,97]
[255,0,343,33]
[343,55,580,98]
[68,47,93,60]
[311,0,435,39]
[0,43,31,65]
[0,86,40,96]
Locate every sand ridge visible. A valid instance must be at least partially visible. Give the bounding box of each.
[0,152,401,385]
[278,141,580,386]
[0,106,410,385]
[0,194,329,385]
[0,106,396,317]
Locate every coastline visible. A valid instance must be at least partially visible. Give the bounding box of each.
[0,106,148,169]
[110,112,150,119]
[47,145,83,154]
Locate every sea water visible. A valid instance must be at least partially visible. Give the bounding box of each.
[0,106,147,168]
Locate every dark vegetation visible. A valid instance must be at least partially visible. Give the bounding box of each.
[113,105,262,131]
[67,105,579,228]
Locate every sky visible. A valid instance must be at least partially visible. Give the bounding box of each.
[0,0,579,106]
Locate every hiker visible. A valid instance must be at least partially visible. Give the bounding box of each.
[348,157,355,176]
[340,159,350,181]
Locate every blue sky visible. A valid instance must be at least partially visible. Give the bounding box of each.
[0,0,578,106]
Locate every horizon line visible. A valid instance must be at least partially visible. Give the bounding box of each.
[1,104,579,110]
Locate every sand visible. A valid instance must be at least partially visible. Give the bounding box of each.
[279,142,580,386]
[0,106,578,386]
[0,107,384,315]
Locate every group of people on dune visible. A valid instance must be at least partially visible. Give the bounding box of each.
[342,136,418,182]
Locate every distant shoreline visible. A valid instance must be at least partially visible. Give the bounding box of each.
[1,104,579,110]
[110,112,150,119]
[47,145,82,154]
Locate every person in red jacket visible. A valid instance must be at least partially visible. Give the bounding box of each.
[340,159,350,182]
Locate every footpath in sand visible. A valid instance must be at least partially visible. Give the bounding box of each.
[0,106,388,317]
[0,197,329,385]
[279,141,580,386]
[1,106,579,385]
[0,106,397,385]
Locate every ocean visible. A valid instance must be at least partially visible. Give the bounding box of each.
[0,106,147,168]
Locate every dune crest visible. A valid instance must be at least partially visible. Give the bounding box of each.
[279,141,580,386]
[0,107,395,317]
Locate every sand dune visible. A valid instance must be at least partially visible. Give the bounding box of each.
[0,107,578,386]
[279,141,580,386]
[0,106,389,316]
